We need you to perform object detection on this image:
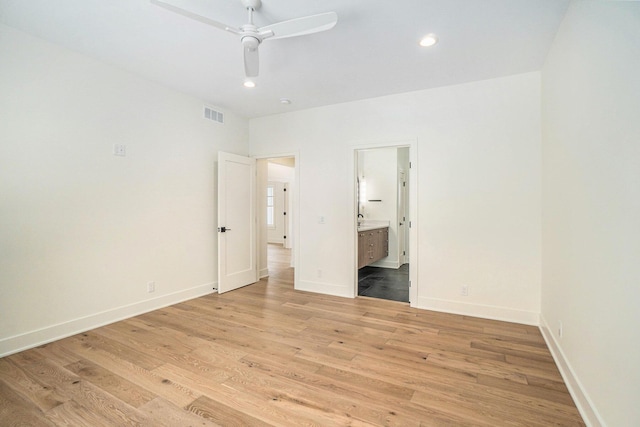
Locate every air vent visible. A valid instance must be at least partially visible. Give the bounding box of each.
[204,106,224,124]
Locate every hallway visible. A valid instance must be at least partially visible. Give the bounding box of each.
[267,243,292,281]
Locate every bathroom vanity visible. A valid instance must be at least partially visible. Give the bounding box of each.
[357,222,389,269]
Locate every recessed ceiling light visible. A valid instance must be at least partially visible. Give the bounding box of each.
[243,80,256,88]
[280,98,292,105]
[419,34,438,47]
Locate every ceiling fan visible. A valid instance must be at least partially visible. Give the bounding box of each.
[151,0,338,77]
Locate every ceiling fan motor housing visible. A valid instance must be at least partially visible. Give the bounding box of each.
[241,0,262,10]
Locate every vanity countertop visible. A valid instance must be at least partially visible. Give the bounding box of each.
[357,220,390,232]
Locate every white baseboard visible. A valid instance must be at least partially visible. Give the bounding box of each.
[0,282,216,358]
[295,280,353,298]
[259,268,269,279]
[371,259,400,269]
[539,315,604,427]
[416,296,540,326]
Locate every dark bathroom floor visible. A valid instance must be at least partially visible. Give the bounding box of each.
[358,264,409,303]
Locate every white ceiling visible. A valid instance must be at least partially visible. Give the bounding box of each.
[0,0,569,118]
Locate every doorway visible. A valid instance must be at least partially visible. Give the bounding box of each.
[257,156,296,281]
[355,146,411,303]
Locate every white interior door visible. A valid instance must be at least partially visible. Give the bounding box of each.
[218,152,257,293]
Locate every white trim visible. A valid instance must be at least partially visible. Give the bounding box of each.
[539,315,604,427]
[0,282,216,358]
[416,296,540,326]
[296,280,353,299]
[259,267,269,279]
[371,260,401,269]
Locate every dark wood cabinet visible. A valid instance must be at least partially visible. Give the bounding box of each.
[357,227,389,269]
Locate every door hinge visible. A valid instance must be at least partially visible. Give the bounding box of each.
[409,221,412,228]
[409,162,412,168]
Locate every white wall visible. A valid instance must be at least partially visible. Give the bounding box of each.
[541,2,640,426]
[0,25,249,356]
[268,161,295,182]
[250,72,542,324]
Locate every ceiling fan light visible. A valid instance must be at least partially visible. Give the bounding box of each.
[241,36,260,51]
[419,34,438,47]
[243,80,256,88]
[280,98,291,105]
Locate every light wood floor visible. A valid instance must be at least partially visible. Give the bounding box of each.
[0,244,584,426]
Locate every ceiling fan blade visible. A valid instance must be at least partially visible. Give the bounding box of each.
[151,0,235,32]
[259,11,337,40]
[244,45,259,77]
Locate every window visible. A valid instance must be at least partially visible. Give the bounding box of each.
[266,185,275,228]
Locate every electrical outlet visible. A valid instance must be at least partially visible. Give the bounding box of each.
[147,281,155,293]
[317,269,322,278]
[318,216,326,224]
[558,321,563,338]
[461,285,469,297]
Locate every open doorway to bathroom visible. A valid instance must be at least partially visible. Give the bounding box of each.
[356,147,410,303]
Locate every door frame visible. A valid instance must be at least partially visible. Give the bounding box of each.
[350,139,418,306]
[398,168,409,265]
[254,152,300,286]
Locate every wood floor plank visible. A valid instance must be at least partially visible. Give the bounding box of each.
[94,321,194,362]
[425,350,555,383]
[185,395,274,427]
[70,331,165,371]
[0,380,55,427]
[33,340,83,368]
[385,337,507,362]
[59,337,198,408]
[45,380,148,427]
[150,362,230,400]
[10,356,149,426]
[0,357,69,413]
[224,364,401,427]
[477,373,575,406]
[45,398,120,427]
[64,358,156,408]
[0,244,585,426]
[237,354,432,426]
[138,397,221,427]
